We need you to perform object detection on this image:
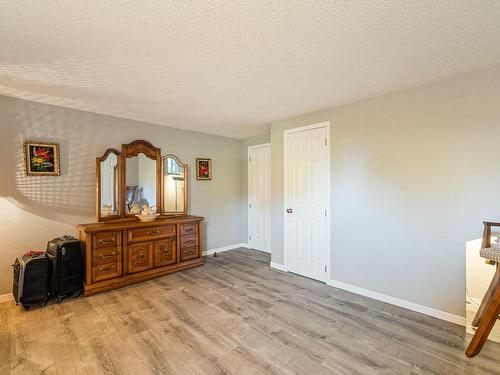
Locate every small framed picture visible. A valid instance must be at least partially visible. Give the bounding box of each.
[196,158,212,180]
[24,140,61,176]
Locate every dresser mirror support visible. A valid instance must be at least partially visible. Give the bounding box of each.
[161,154,188,215]
[96,148,122,222]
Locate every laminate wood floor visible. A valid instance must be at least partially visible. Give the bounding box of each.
[1,249,499,374]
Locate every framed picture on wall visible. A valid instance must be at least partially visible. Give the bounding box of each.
[196,158,212,180]
[23,140,61,176]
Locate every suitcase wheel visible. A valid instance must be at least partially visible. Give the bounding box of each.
[41,299,48,307]
[73,290,82,298]
[23,304,30,310]
[56,296,64,304]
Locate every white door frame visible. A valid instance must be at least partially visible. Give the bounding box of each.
[283,121,331,282]
[248,143,271,253]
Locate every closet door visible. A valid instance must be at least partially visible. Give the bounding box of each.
[248,144,271,252]
[284,123,329,282]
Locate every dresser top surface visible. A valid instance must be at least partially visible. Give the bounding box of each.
[78,215,203,232]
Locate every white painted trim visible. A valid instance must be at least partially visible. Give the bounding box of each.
[202,243,248,256]
[284,122,331,134]
[0,293,14,304]
[248,143,272,253]
[248,143,271,149]
[327,278,466,326]
[270,262,288,272]
[467,296,482,307]
[283,121,331,282]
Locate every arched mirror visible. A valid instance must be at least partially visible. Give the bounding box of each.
[96,148,122,221]
[161,154,187,215]
[122,140,161,216]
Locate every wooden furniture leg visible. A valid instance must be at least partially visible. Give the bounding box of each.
[466,278,500,357]
[472,264,500,327]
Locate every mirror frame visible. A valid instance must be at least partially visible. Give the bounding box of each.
[96,148,122,222]
[161,154,188,216]
[122,140,161,217]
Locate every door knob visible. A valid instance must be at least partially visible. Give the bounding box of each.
[286,208,293,214]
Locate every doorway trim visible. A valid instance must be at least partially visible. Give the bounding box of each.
[283,121,331,282]
[248,143,272,253]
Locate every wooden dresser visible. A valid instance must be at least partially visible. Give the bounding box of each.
[77,215,204,296]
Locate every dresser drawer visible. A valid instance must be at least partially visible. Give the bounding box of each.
[92,262,122,282]
[93,247,121,266]
[154,238,177,267]
[180,234,198,249]
[128,242,154,273]
[180,247,199,262]
[93,231,121,249]
[128,225,176,243]
[180,222,198,237]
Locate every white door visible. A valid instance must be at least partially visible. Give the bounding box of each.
[248,144,271,252]
[284,123,329,282]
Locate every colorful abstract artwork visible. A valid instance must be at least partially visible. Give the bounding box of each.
[196,158,212,180]
[24,141,60,176]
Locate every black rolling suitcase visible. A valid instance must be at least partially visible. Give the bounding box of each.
[46,235,83,303]
[12,253,50,310]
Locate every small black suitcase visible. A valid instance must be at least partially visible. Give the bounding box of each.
[46,235,83,303]
[12,254,50,310]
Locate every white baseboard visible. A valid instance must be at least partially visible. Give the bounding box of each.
[0,293,14,304]
[270,262,288,272]
[327,278,465,326]
[203,242,248,256]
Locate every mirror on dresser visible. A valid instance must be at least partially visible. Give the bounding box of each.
[95,140,190,221]
[125,153,157,213]
[96,148,122,221]
[161,154,187,215]
[122,140,161,217]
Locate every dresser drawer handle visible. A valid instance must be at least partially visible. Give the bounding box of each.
[184,240,195,246]
[184,227,194,233]
[160,247,170,256]
[99,253,115,260]
[100,266,115,274]
[147,230,160,236]
[98,239,115,246]
[136,254,146,262]
[184,249,195,256]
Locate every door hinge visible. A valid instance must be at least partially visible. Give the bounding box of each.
[325,265,327,272]
[325,210,327,217]
[249,235,252,241]
[325,138,327,146]
[249,156,252,162]
[249,203,252,208]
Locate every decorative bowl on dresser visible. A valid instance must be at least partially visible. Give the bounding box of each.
[78,139,204,296]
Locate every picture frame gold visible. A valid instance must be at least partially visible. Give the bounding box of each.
[196,158,212,180]
[23,140,61,176]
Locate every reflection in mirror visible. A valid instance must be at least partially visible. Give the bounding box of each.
[126,153,157,214]
[100,152,119,217]
[163,155,186,213]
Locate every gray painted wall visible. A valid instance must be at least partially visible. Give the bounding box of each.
[0,95,245,295]
[269,65,500,317]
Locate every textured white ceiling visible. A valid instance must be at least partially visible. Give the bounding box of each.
[1,1,500,138]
